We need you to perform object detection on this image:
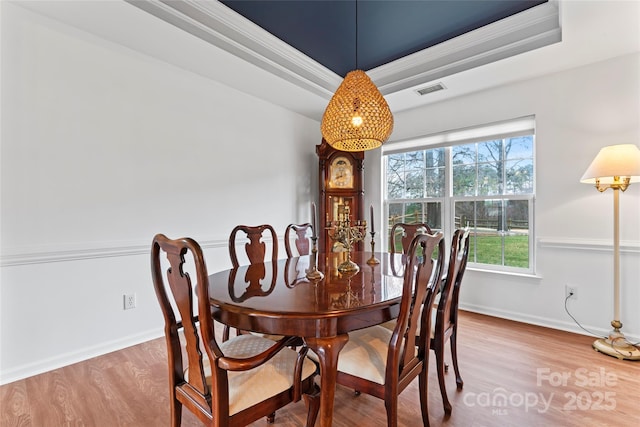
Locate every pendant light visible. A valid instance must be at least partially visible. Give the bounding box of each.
[320,1,394,152]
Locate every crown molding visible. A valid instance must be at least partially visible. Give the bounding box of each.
[127,1,560,98]
[369,2,560,94]
[126,0,340,98]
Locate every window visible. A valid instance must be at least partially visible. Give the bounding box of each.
[383,117,535,274]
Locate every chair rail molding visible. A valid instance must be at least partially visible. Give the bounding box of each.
[537,237,640,254]
[0,238,229,267]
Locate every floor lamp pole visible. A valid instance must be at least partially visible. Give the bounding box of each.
[592,186,640,360]
[581,144,640,360]
[613,187,620,325]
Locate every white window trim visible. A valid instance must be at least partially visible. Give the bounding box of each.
[383,116,536,275]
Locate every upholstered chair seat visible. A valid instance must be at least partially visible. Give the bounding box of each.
[185,334,316,416]
[325,326,419,385]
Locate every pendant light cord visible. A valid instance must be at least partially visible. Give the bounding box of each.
[355,0,358,70]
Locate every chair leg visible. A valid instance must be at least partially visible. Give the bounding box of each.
[303,384,321,427]
[418,363,431,427]
[267,412,275,423]
[170,398,182,427]
[384,397,399,427]
[222,326,247,342]
[434,340,452,415]
[450,330,463,389]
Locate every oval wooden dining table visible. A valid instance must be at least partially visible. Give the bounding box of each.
[207,251,407,427]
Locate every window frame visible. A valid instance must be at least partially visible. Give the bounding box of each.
[382,117,536,275]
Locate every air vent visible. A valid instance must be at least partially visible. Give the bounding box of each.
[416,83,446,96]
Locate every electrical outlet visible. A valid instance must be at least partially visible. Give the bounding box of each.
[123,293,136,310]
[565,285,577,300]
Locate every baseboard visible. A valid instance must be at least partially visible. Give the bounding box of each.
[4,306,637,385]
[459,303,640,343]
[0,329,163,386]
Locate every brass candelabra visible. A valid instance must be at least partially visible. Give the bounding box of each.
[328,213,367,273]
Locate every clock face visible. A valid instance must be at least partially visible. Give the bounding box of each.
[329,156,354,189]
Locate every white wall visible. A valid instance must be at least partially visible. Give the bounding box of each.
[371,52,640,341]
[0,3,319,384]
[2,1,639,385]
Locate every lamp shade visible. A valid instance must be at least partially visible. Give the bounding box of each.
[580,144,640,185]
[321,70,393,152]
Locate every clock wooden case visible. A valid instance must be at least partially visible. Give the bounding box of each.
[316,139,365,254]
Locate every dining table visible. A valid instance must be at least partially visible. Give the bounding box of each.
[207,250,407,427]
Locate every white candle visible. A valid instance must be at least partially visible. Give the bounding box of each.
[370,204,375,233]
[311,202,317,238]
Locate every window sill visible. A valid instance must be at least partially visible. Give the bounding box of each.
[467,266,542,280]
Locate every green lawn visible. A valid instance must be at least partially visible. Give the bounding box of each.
[470,234,529,268]
[389,232,529,268]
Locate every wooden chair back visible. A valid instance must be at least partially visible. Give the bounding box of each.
[151,233,319,427]
[431,228,471,414]
[284,223,313,257]
[228,224,278,268]
[151,234,216,426]
[390,222,433,255]
[391,231,445,384]
[333,231,445,426]
[226,224,279,341]
[436,228,471,339]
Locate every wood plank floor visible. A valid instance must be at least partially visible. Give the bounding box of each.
[2,311,639,427]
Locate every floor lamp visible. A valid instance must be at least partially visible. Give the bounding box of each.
[580,143,640,360]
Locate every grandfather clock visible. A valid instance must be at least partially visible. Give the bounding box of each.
[316,139,365,254]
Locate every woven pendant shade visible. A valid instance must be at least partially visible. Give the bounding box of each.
[321,70,394,152]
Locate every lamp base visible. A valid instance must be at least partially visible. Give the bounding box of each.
[593,331,640,361]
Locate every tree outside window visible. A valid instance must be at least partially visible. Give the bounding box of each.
[385,134,534,273]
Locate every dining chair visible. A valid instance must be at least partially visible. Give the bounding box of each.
[389,222,433,255]
[284,222,313,258]
[382,222,434,324]
[324,231,445,427]
[430,228,471,415]
[151,234,319,427]
[225,224,279,341]
[228,224,278,268]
